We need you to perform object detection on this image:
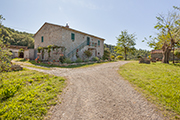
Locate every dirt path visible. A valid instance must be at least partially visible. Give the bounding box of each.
[23,61,165,120]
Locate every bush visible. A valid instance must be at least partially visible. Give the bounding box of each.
[175,50,180,59]
[59,56,65,63]
[75,58,82,63]
[84,50,92,58]
[116,55,123,60]
[103,48,110,60]
[64,58,72,64]
[84,59,89,62]
[92,57,99,61]
[110,55,115,60]
[0,39,12,72]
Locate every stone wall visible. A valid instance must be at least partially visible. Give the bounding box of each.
[34,23,104,61]
[9,48,19,58]
[24,49,35,60]
[151,52,179,60]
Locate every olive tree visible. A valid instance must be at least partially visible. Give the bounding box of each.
[115,30,136,60]
[144,7,180,63]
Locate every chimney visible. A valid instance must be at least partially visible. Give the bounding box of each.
[65,23,69,28]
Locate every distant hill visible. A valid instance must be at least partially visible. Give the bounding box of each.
[0,25,34,48]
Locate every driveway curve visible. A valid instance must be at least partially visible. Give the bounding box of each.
[25,61,165,120]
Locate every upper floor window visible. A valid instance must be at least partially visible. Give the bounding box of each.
[71,33,75,41]
[41,36,44,42]
[98,40,100,46]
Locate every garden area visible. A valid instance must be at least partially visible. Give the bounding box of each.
[0,69,66,119]
[119,62,180,119]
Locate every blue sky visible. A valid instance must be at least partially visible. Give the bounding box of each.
[1,0,179,50]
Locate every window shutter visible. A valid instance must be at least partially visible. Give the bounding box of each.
[98,40,100,46]
[87,37,90,45]
[41,36,44,42]
[71,33,75,41]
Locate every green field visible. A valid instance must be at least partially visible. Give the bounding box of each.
[0,69,66,119]
[119,62,180,119]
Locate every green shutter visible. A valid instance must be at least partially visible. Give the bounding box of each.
[87,37,90,45]
[41,36,43,42]
[98,40,100,46]
[71,33,75,41]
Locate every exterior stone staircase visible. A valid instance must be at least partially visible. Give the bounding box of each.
[67,40,87,59]
[67,40,96,61]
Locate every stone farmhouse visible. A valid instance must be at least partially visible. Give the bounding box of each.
[34,22,105,61]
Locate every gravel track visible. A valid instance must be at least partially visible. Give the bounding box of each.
[23,61,165,120]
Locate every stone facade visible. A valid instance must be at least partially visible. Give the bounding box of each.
[34,22,105,61]
[151,50,179,60]
[24,49,35,60]
[8,45,28,58]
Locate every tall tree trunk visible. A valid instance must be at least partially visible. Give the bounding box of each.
[162,48,171,64]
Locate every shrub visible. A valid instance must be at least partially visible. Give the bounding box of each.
[116,55,123,60]
[59,56,65,63]
[92,57,99,61]
[175,50,180,59]
[103,48,110,60]
[84,50,92,58]
[137,55,142,58]
[84,59,89,62]
[0,39,12,72]
[75,58,82,63]
[64,58,72,64]
[110,55,115,60]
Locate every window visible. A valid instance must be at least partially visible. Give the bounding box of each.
[41,36,44,42]
[95,43,97,47]
[87,37,90,45]
[98,40,100,46]
[71,33,75,41]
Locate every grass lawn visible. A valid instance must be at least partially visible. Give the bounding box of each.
[0,69,66,119]
[119,62,180,119]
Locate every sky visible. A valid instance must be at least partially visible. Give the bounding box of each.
[1,0,180,50]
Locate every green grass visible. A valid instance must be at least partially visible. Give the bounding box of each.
[0,69,66,119]
[119,62,180,119]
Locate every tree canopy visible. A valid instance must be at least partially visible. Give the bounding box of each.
[144,7,180,63]
[0,16,12,72]
[115,30,136,60]
[0,15,34,48]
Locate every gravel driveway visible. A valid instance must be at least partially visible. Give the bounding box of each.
[25,61,165,120]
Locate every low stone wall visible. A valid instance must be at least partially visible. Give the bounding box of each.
[43,60,107,67]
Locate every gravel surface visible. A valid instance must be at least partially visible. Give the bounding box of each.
[23,61,165,120]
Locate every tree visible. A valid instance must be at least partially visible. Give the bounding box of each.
[103,48,111,60]
[144,7,180,64]
[0,15,5,26]
[174,49,180,62]
[115,30,136,60]
[84,50,92,59]
[0,26,12,72]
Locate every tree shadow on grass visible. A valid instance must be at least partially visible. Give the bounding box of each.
[169,62,180,67]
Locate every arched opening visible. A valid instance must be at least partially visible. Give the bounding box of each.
[19,52,24,58]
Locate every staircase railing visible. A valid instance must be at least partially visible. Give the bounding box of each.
[67,40,87,58]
